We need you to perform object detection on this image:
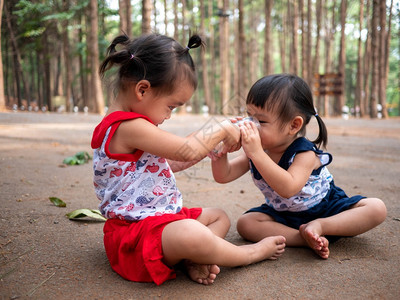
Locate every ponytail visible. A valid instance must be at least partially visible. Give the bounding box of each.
[178,34,204,56]
[99,35,132,78]
[312,114,328,149]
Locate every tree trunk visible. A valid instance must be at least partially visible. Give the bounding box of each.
[0,0,5,111]
[383,0,394,117]
[164,0,168,35]
[370,0,379,118]
[249,3,260,84]
[173,0,178,40]
[363,0,372,116]
[200,0,212,114]
[219,0,230,115]
[264,0,274,75]
[336,0,346,116]
[313,0,322,113]
[142,0,152,34]
[238,0,247,111]
[355,0,365,118]
[43,32,52,111]
[208,0,217,114]
[88,0,105,114]
[4,2,30,107]
[279,4,287,73]
[119,0,132,37]
[306,0,312,84]
[379,0,393,119]
[323,0,336,117]
[289,0,299,74]
[300,0,306,79]
[63,0,72,112]
[378,0,386,118]
[181,0,187,43]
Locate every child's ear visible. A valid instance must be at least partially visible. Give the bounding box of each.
[135,80,151,100]
[289,116,303,134]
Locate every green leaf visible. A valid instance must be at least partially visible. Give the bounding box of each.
[66,209,106,221]
[49,197,67,207]
[63,151,91,165]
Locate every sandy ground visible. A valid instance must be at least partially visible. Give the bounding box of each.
[0,111,399,299]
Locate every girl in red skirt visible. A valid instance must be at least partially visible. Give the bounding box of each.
[91,33,286,285]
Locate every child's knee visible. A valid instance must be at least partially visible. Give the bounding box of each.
[372,198,387,222]
[236,214,253,237]
[209,207,231,227]
[362,197,387,224]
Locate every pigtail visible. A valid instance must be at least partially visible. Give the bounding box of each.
[99,35,132,78]
[312,114,328,149]
[187,34,204,50]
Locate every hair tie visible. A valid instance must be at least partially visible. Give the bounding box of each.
[130,53,134,60]
[186,46,190,51]
[315,113,319,117]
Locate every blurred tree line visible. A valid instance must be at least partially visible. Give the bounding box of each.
[0,0,399,118]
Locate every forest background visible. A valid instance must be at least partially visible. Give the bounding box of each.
[0,0,399,119]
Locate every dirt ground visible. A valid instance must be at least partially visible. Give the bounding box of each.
[0,111,399,300]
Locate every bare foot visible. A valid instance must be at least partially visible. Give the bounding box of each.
[184,260,220,285]
[250,236,286,262]
[299,223,330,259]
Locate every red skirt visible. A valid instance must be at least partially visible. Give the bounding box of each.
[103,207,202,285]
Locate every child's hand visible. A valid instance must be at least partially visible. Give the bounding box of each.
[221,120,241,152]
[239,121,263,158]
[221,140,241,154]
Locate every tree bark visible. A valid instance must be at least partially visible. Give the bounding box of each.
[63,0,72,112]
[289,0,299,74]
[249,3,260,84]
[164,0,168,35]
[0,0,5,111]
[238,0,247,111]
[355,0,365,118]
[88,0,105,114]
[4,2,30,108]
[142,0,152,34]
[219,0,230,115]
[279,3,287,73]
[200,0,212,114]
[119,0,132,37]
[370,0,379,118]
[173,0,178,40]
[379,0,393,119]
[208,0,217,114]
[313,0,322,113]
[264,0,274,75]
[336,0,346,116]
[306,0,312,84]
[323,0,336,117]
[300,0,306,79]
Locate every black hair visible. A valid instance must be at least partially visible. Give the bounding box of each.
[99,33,204,96]
[246,74,328,148]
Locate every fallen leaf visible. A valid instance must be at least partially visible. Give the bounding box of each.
[49,197,66,207]
[63,151,92,165]
[66,209,106,221]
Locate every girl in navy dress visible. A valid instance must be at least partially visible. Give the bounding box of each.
[212,74,386,259]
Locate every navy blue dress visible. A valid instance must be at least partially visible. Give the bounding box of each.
[246,137,364,241]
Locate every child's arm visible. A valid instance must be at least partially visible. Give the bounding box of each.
[109,118,240,162]
[211,151,249,183]
[240,122,321,198]
[167,158,202,172]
